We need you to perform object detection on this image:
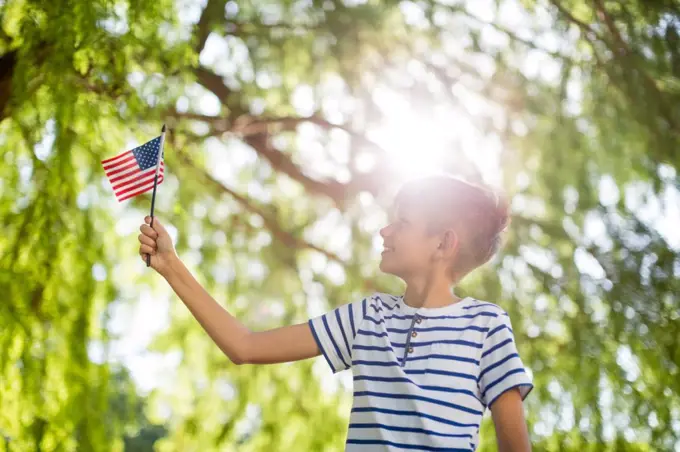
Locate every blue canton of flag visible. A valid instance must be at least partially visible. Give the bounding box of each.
[101,136,165,202]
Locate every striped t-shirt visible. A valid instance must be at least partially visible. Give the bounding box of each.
[308,293,533,451]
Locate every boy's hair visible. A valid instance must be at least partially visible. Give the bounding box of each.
[395,175,510,277]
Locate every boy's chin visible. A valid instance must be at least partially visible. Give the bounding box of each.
[378,259,402,277]
[378,259,392,273]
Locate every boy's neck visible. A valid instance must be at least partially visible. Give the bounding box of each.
[402,274,463,309]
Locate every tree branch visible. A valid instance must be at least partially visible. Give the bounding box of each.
[179,64,396,208]
[242,131,351,206]
[193,66,235,107]
[168,105,391,206]
[234,115,352,136]
[167,110,359,205]
[0,49,17,120]
[456,8,575,62]
[171,109,385,153]
[594,0,629,58]
[0,43,51,121]
[175,148,346,264]
[584,1,680,135]
[169,111,348,136]
[592,1,677,124]
[225,20,323,37]
[194,0,228,53]
[181,69,358,205]
[550,0,602,41]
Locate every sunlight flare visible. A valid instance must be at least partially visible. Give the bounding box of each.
[368,86,491,182]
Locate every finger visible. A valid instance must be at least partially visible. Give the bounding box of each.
[139,244,155,255]
[138,234,157,248]
[146,216,168,235]
[140,224,158,239]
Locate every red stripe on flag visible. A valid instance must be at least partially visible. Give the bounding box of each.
[106,160,138,177]
[114,172,163,197]
[117,176,164,202]
[101,150,133,165]
[108,167,140,184]
[112,167,164,190]
[103,154,136,170]
[107,167,141,184]
[108,161,164,184]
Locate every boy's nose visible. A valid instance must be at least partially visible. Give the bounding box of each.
[379,225,391,238]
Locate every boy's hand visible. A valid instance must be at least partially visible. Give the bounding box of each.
[138,216,177,276]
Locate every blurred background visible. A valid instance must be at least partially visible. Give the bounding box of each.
[1,0,679,451]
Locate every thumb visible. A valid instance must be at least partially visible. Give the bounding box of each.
[145,216,168,236]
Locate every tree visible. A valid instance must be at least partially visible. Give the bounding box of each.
[0,0,678,450]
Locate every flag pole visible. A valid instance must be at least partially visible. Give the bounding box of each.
[146,124,166,267]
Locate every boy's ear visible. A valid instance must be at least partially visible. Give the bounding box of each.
[438,229,459,257]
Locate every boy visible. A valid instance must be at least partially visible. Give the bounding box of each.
[138,175,533,451]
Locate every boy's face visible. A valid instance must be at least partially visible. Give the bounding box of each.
[379,204,443,280]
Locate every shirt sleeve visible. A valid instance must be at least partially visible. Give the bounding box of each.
[478,313,533,408]
[308,297,368,373]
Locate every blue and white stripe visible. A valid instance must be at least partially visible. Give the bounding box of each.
[309,293,533,451]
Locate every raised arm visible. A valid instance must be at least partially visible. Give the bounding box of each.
[138,216,320,365]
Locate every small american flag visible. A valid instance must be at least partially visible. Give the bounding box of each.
[101,137,165,202]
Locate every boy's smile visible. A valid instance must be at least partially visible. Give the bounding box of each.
[381,244,395,255]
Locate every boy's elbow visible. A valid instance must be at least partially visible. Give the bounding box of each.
[231,355,246,365]
[227,333,253,365]
[229,349,246,365]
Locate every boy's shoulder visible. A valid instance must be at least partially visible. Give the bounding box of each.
[369,292,400,302]
[464,297,509,317]
[366,292,402,308]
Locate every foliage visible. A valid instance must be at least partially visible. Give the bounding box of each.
[0,0,678,451]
